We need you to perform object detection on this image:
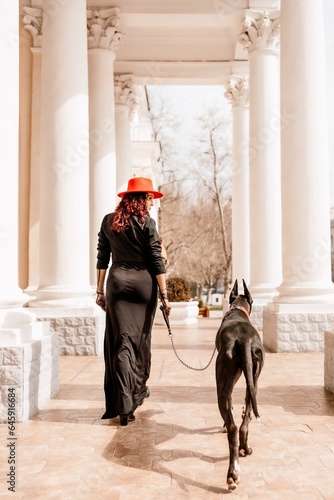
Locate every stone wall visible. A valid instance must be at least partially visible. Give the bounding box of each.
[32,307,106,356]
[0,333,59,422]
[263,310,334,352]
[250,304,264,334]
[46,315,105,355]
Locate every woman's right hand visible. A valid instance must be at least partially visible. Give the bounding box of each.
[96,292,106,312]
[161,297,171,317]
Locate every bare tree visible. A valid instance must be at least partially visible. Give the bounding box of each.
[146,89,233,298]
[190,106,233,295]
[147,89,196,267]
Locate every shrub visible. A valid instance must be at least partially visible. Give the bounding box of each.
[166,277,191,302]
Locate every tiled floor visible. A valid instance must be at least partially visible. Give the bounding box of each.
[1,314,334,499]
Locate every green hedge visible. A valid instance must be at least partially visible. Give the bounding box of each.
[166,277,191,302]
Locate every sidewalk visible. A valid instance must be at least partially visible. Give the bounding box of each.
[1,315,334,499]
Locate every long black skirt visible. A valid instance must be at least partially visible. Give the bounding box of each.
[101,264,157,419]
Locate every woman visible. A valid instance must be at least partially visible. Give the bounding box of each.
[96,177,171,426]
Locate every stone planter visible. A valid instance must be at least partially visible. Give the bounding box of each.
[198,306,210,317]
[155,301,199,326]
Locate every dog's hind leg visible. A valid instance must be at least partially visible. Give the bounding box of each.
[239,389,253,457]
[239,353,263,457]
[217,378,241,490]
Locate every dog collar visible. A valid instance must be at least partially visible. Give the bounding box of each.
[229,304,250,320]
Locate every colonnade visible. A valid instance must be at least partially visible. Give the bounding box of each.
[225,1,334,350]
[228,3,333,304]
[20,3,139,307]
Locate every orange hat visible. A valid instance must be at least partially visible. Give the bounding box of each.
[117,177,163,199]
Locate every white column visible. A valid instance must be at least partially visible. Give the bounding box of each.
[239,11,281,300]
[274,0,334,304]
[87,8,124,285]
[0,0,29,308]
[263,1,334,353]
[225,76,250,284]
[131,112,162,225]
[30,0,91,306]
[114,74,138,194]
[23,8,43,289]
[27,48,42,289]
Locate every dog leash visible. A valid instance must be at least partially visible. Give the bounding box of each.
[159,305,217,371]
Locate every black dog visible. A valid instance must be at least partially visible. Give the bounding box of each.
[215,279,265,490]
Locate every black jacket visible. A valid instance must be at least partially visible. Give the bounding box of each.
[96,213,166,276]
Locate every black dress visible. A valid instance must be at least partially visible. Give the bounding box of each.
[96,213,165,418]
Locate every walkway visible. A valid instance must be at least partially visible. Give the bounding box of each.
[1,313,334,499]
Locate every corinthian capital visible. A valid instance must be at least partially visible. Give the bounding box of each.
[87,8,125,51]
[225,76,249,106]
[114,74,138,114]
[23,7,43,48]
[239,11,280,53]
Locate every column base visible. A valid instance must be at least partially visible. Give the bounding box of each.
[26,285,95,308]
[263,302,334,352]
[273,283,334,304]
[0,290,30,309]
[249,282,279,302]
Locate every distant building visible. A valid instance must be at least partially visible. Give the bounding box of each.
[210,293,223,306]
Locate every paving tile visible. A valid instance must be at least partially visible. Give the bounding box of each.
[1,316,334,498]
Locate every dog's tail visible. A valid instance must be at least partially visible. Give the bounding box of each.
[240,340,260,418]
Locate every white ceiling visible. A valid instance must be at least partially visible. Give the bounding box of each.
[26,0,281,84]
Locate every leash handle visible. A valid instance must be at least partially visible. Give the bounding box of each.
[159,305,172,335]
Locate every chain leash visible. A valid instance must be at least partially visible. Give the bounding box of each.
[160,305,217,371]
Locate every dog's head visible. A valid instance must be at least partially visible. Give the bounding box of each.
[229,279,253,313]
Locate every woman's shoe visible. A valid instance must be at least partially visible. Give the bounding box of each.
[119,414,128,426]
[119,413,135,426]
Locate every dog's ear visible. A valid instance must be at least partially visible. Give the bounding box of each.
[229,279,238,304]
[242,279,253,310]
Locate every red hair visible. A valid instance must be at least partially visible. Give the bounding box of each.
[111,193,149,232]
